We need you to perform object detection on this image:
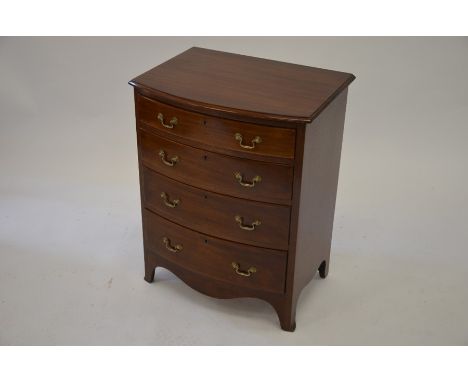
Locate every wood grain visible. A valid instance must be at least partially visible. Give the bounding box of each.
[280,90,349,330]
[142,167,291,250]
[138,129,294,205]
[136,94,295,164]
[293,90,348,291]
[144,209,287,294]
[130,47,355,125]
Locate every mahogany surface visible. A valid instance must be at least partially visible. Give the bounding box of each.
[144,210,287,294]
[130,47,355,331]
[130,47,355,125]
[142,167,290,250]
[138,129,294,205]
[136,94,296,163]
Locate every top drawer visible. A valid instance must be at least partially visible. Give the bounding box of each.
[135,94,296,163]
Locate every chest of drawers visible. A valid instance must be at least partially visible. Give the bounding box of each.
[129,47,355,331]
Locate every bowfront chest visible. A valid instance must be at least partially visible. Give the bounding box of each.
[129,47,355,331]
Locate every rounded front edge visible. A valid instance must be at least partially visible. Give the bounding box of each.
[145,252,296,331]
[130,84,310,129]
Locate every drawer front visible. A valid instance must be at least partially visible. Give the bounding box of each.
[142,167,290,250]
[138,130,293,205]
[144,210,287,294]
[136,94,295,162]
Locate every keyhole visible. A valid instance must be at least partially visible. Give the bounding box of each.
[203,155,208,160]
[204,239,208,244]
[204,195,208,199]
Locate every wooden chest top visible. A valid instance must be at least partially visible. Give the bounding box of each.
[129,47,355,125]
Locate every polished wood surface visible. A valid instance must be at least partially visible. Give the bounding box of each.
[138,129,294,205]
[136,94,296,164]
[142,167,290,250]
[144,210,287,294]
[143,253,290,324]
[293,90,348,290]
[130,47,355,125]
[279,90,349,330]
[130,47,355,331]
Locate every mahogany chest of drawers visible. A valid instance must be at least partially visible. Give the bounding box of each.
[129,47,355,331]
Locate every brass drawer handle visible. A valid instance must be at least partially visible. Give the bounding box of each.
[160,192,179,208]
[162,237,183,253]
[159,150,178,166]
[231,262,257,277]
[234,133,262,149]
[235,215,261,231]
[157,112,178,129]
[234,172,262,187]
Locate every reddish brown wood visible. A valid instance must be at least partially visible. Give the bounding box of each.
[136,94,296,164]
[138,129,294,205]
[144,253,291,328]
[130,48,355,331]
[129,47,355,126]
[281,90,349,331]
[144,209,287,294]
[294,90,348,286]
[142,166,290,250]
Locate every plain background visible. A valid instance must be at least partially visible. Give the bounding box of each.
[0,37,467,345]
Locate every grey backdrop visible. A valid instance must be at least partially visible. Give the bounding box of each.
[1,37,467,345]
